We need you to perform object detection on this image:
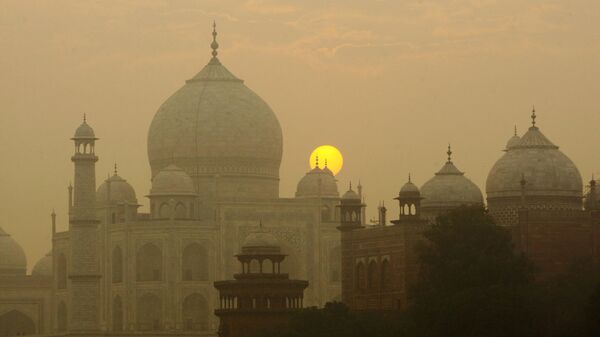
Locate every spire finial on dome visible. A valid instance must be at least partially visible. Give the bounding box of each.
[408,172,411,183]
[531,105,536,127]
[315,155,319,168]
[83,113,87,123]
[349,181,353,191]
[211,20,219,59]
[114,163,118,175]
[324,158,328,167]
[446,144,453,163]
[514,125,518,136]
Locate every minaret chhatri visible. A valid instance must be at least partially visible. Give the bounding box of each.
[68,115,101,332]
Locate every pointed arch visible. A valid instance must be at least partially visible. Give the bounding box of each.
[137,293,161,331]
[182,293,209,331]
[112,295,123,331]
[330,246,341,282]
[136,243,162,281]
[367,260,378,289]
[174,203,187,219]
[57,253,67,289]
[57,301,67,332]
[381,259,391,289]
[112,246,123,283]
[355,262,365,290]
[182,243,208,281]
[0,310,36,336]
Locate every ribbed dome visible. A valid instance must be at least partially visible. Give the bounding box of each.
[32,251,52,277]
[97,173,137,205]
[147,49,283,199]
[0,228,27,275]
[150,164,196,196]
[73,119,96,139]
[505,135,521,151]
[295,167,339,198]
[486,125,582,200]
[421,159,484,210]
[241,231,281,255]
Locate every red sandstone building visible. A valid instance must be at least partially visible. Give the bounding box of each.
[214,228,308,337]
[339,112,600,311]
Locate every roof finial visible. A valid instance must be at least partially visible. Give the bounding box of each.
[114,163,118,176]
[514,125,518,136]
[324,158,328,167]
[315,155,319,168]
[446,143,452,163]
[83,113,87,123]
[531,105,536,127]
[408,172,411,183]
[211,21,219,59]
[349,181,353,191]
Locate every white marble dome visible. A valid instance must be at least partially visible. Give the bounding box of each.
[486,124,582,200]
[421,157,484,210]
[295,166,339,198]
[147,52,283,190]
[0,228,27,275]
[32,251,52,277]
[97,172,137,205]
[150,164,196,196]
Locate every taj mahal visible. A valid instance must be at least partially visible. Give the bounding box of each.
[0,25,596,337]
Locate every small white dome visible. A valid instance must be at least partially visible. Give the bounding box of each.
[342,188,360,200]
[150,164,196,196]
[421,159,483,211]
[97,173,137,205]
[400,179,420,196]
[32,251,52,277]
[0,228,27,275]
[295,167,339,198]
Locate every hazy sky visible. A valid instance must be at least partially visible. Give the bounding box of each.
[1,0,600,269]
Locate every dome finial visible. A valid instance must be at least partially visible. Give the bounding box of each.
[531,105,536,127]
[114,163,118,176]
[211,20,219,59]
[315,155,319,168]
[83,113,87,123]
[408,172,411,183]
[324,158,328,167]
[514,125,518,136]
[349,181,353,191]
[446,143,453,163]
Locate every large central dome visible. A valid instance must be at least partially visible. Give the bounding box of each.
[147,27,283,202]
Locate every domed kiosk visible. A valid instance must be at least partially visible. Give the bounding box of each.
[295,158,339,199]
[486,110,583,226]
[420,145,483,220]
[147,24,283,208]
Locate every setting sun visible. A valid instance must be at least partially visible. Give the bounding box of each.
[309,145,343,176]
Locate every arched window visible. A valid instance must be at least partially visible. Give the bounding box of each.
[175,203,187,219]
[182,293,209,331]
[136,243,162,281]
[404,204,410,215]
[321,205,330,221]
[112,296,123,331]
[355,262,365,290]
[57,253,67,289]
[137,293,161,331]
[112,246,123,283]
[158,203,170,218]
[57,301,67,332]
[381,259,391,289]
[0,310,36,336]
[367,260,378,289]
[182,243,208,281]
[330,246,341,282]
[410,204,416,215]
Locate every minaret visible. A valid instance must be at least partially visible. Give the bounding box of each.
[68,115,101,332]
